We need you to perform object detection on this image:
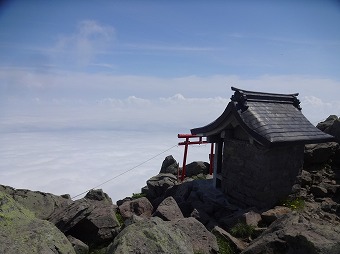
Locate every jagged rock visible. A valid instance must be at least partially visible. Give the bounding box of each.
[321,198,339,214]
[242,212,340,254]
[304,142,339,166]
[218,207,261,231]
[188,179,234,219]
[118,197,153,220]
[153,196,184,221]
[160,155,179,175]
[261,206,291,225]
[311,185,328,198]
[299,170,313,187]
[212,226,248,253]
[116,197,132,206]
[146,173,178,199]
[85,189,112,202]
[242,210,262,227]
[164,180,194,204]
[107,217,218,254]
[67,236,89,254]
[49,190,120,247]
[0,184,71,220]
[322,183,339,195]
[171,217,219,253]
[0,191,76,254]
[124,214,144,227]
[317,115,339,131]
[185,161,210,177]
[191,208,211,225]
[317,115,340,141]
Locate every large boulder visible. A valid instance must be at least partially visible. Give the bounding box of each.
[317,115,340,141]
[0,191,76,254]
[185,161,210,177]
[67,236,89,254]
[212,226,248,253]
[0,184,71,220]
[242,212,340,254]
[153,196,184,221]
[118,197,153,220]
[146,173,178,200]
[160,155,179,175]
[304,142,339,166]
[49,189,121,247]
[107,217,218,254]
[261,206,291,225]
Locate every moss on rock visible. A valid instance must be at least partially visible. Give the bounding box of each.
[0,191,76,254]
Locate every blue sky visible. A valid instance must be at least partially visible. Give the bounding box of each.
[1,1,340,79]
[0,1,340,199]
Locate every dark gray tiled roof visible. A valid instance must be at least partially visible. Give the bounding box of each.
[191,87,334,147]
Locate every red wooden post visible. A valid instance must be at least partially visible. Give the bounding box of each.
[178,134,208,181]
[209,143,214,175]
[181,137,189,181]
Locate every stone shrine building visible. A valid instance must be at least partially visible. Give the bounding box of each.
[191,87,334,209]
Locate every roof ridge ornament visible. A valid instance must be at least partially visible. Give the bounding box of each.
[230,86,301,110]
[231,89,249,112]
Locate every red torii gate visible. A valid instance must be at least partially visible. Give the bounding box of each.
[178,134,214,181]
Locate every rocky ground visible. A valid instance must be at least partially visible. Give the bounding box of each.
[0,115,340,254]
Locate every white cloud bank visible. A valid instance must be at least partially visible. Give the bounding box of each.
[0,130,211,201]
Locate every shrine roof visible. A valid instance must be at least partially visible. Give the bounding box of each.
[191,87,335,147]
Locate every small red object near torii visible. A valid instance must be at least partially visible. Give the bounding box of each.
[177,134,214,181]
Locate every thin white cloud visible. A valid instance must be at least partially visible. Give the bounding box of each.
[301,96,340,125]
[123,43,224,52]
[55,20,115,66]
[228,32,340,47]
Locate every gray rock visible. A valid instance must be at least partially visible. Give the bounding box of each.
[212,226,248,253]
[118,197,153,220]
[0,191,76,254]
[107,217,218,254]
[311,185,328,198]
[160,155,179,175]
[0,184,71,220]
[317,115,338,131]
[49,190,120,247]
[242,210,262,227]
[67,236,89,254]
[317,115,340,141]
[242,213,340,254]
[190,208,211,225]
[299,170,313,187]
[116,196,132,206]
[304,142,339,166]
[146,173,178,199]
[164,180,194,203]
[185,161,210,177]
[171,217,219,253]
[261,206,291,225]
[124,214,144,227]
[85,189,112,202]
[321,198,339,213]
[153,196,184,221]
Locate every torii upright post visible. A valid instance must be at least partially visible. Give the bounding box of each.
[178,134,212,181]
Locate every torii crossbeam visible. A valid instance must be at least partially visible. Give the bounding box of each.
[178,134,214,181]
